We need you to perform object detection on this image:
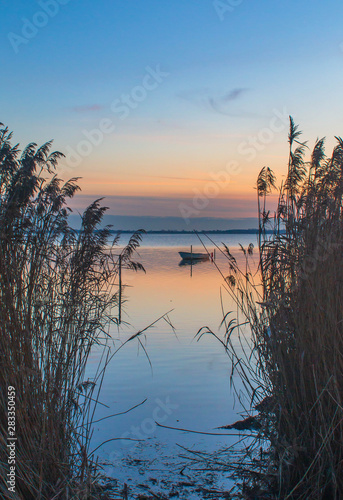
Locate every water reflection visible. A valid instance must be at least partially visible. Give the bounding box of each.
[179,258,207,265]
[88,234,258,497]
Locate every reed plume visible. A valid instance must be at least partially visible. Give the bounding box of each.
[0,123,143,499]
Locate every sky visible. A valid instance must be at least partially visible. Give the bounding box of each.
[1,0,343,229]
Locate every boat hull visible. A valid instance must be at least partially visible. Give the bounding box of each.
[179,251,209,260]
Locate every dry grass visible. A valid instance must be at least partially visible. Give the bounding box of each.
[0,123,144,499]
[206,118,343,499]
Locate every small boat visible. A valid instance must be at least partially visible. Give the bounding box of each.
[179,251,209,261]
[179,256,207,267]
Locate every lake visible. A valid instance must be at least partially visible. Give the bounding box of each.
[87,233,258,498]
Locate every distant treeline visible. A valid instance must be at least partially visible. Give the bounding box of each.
[107,229,273,235]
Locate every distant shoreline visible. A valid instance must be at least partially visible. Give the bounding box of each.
[108,229,261,234]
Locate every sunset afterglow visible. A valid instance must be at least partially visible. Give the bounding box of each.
[2,1,343,226]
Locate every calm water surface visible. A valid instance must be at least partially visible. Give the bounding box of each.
[88,233,258,497]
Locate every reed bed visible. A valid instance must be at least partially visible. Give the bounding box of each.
[198,118,343,499]
[0,123,144,499]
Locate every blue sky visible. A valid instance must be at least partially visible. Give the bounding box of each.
[1,0,343,227]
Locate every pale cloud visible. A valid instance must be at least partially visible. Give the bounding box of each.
[177,87,251,116]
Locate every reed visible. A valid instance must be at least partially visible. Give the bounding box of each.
[209,118,343,498]
[0,123,144,499]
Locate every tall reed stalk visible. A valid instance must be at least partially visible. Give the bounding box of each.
[0,123,144,499]
[209,118,343,499]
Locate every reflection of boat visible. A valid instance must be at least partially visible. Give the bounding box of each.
[178,251,209,261]
[179,257,207,267]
